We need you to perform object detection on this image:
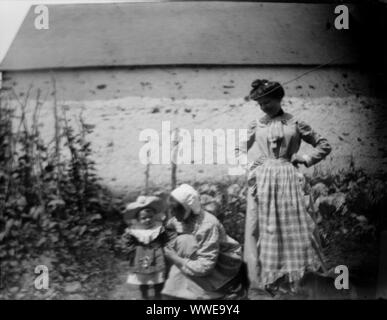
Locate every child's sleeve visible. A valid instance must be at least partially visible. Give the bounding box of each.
[118,229,137,255]
[162,224,178,249]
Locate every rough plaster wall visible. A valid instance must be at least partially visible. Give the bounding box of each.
[4,66,387,194]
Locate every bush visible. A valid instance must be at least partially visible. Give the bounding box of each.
[0,90,120,296]
[307,160,386,245]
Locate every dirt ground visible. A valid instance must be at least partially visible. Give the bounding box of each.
[102,239,379,300]
[2,236,378,300]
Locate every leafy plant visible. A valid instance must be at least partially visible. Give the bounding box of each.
[0,89,119,297]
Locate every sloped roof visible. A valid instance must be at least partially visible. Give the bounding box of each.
[0,2,361,70]
[0,1,156,66]
[0,1,30,66]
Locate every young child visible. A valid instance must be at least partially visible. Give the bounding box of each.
[120,195,175,299]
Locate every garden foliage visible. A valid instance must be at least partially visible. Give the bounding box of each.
[0,90,384,298]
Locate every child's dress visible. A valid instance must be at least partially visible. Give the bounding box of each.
[121,223,176,285]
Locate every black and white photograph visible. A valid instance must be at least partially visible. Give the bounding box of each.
[0,0,387,305]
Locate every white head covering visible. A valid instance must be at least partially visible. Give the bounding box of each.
[170,184,201,218]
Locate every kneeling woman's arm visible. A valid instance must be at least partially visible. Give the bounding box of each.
[165,225,220,277]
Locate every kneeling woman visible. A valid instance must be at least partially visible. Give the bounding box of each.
[162,184,247,299]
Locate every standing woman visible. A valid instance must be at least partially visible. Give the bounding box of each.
[237,79,332,294]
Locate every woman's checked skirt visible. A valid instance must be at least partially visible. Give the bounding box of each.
[244,159,321,287]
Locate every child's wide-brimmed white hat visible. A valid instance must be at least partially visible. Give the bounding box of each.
[123,195,164,221]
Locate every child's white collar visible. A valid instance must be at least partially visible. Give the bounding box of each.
[127,223,163,244]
